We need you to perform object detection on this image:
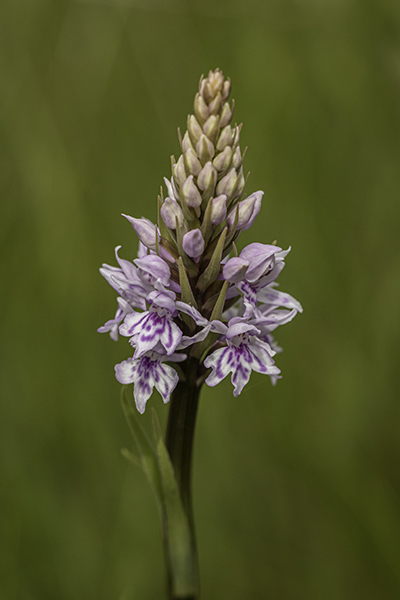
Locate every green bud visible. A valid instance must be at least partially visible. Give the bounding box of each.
[232,124,242,147]
[208,92,222,116]
[203,82,214,103]
[210,194,227,225]
[182,131,194,153]
[208,69,224,95]
[221,78,231,101]
[213,145,232,172]
[216,167,238,198]
[194,92,209,123]
[184,148,202,176]
[197,162,217,192]
[203,115,220,143]
[219,100,234,128]
[232,145,242,169]
[182,175,202,208]
[196,134,215,164]
[216,125,232,151]
[236,169,245,197]
[187,115,202,144]
[173,155,186,188]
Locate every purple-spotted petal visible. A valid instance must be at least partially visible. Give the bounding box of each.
[119,311,149,337]
[160,319,183,355]
[115,357,137,384]
[257,285,303,312]
[204,347,232,387]
[154,362,179,403]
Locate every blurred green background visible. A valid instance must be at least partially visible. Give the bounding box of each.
[1,0,400,598]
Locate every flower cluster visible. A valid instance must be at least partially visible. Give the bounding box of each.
[99,69,302,413]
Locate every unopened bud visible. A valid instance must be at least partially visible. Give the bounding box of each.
[222,257,249,283]
[194,93,209,122]
[182,131,194,153]
[219,101,233,128]
[211,194,227,225]
[182,228,205,259]
[160,197,185,229]
[208,92,222,116]
[174,155,187,187]
[187,115,203,144]
[236,170,245,197]
[203,115,220,142]
[184,148,202,176]
[203,82,214,103]
[221,79,231,101]
[122,215,157,250]
[216,168,238,198]
[196,134,215,163]
[208,69,224,95]
[182,175,202,207]
[213,145,232,172]
[226,191,263,231]
[197,162,217,191]
[163,177,178,202]
[216,125,232,151]
[232,146,242,169]
[232,124,241,147]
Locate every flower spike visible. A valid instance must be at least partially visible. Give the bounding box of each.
[98,68,301,411]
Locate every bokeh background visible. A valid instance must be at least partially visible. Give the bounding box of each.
[1,0,400,598]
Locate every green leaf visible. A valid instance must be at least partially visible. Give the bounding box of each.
[152,410,197,598]
[196,227,227,292]
[120,387,162,504]
[178,257,198,309]
[191,280,229,359]
[121,447,142,469]
[200,197,213,246]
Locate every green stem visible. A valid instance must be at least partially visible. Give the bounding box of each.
[165,357,201,599]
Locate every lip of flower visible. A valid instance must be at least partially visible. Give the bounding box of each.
[114,349,187,414]
[203,321,280,396]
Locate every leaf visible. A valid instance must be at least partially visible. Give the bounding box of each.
[120,387,162,504]
[178,257,198,309]
[191,280,229,360]
[152,410,197,598]
[196,227,227,292]
[121,447,142,469]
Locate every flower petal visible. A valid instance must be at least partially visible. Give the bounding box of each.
[154,363,179,403]
[114,357,137,384]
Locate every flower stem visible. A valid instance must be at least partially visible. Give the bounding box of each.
[165,357,201,599]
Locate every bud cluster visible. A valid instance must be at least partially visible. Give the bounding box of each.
[99,69,302,413]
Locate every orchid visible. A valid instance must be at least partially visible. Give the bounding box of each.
[98,68,302,600]
[115,349,186,414]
